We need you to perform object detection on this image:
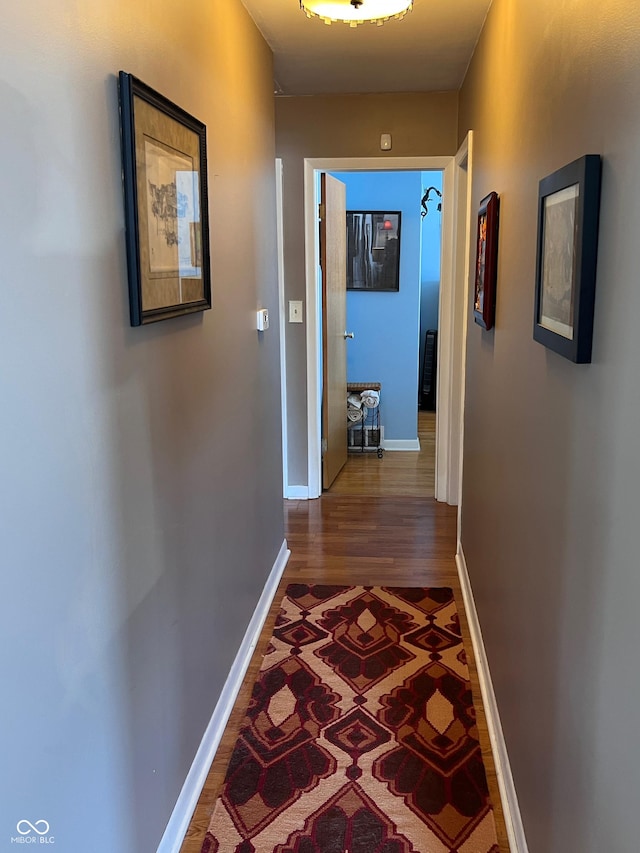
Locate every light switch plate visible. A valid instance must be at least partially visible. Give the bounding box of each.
[380,133,392,151]
[289,300,303,323]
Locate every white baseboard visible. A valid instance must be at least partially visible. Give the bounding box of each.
[383,438,421,451]
[456,546,529,853]
[157,539,291,853]
[285,485,310,500]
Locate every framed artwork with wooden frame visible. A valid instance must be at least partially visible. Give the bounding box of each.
[118,72,212,326]
[533,155,602,363]
[473,191,500,330]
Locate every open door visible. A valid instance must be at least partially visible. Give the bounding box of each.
[320,173,348,490]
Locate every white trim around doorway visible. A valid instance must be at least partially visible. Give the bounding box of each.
[439,132,474,508]
[454,133,474,526]
[302,155,460,502]
[276,159,289,499]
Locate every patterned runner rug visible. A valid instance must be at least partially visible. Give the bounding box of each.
[201,585,498,852]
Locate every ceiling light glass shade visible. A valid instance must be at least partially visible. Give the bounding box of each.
[300,0,413,27]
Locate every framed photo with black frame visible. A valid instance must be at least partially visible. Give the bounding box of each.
[473,191,500,331]
[346,211,401,292]
[533,155,602,363]
[118,72,212,326]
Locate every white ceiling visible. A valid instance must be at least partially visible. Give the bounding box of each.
[240,0,493,96]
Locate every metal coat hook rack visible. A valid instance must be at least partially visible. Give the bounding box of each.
[421,186,442,218]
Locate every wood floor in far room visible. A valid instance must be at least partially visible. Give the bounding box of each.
[180,413,509,853]
[330,410,436,497]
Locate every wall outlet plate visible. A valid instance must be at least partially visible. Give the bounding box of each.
[380,133,392,151]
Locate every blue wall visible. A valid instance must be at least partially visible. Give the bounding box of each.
[332,170,426,441]
[419,171,443,397]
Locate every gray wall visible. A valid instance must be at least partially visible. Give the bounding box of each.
[275,93,459,486]
[458,1,640,850]
[0,2,283,851]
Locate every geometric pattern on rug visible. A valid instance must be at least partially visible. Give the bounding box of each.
[314,590,417,693]
[202,585,499,853]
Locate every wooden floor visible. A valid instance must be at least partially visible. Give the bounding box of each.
[180,415,510,853]
[330,410,436,497]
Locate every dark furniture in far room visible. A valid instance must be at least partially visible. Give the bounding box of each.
[421,329,437,411]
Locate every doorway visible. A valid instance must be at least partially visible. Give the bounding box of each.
[327,168,442,495]
[298,151,471,506]
[276,142,473,511]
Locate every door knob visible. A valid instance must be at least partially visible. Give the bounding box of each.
[344,331,354,339]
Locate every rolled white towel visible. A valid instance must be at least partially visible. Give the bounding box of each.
[360,389,380,408]
[347,407,364,423]
[347,393,362,409]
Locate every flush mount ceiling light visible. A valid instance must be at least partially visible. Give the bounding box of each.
[300,0,413,27]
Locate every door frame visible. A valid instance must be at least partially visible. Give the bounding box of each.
[440,133,474,508]
[452,134,474,524]
[301,152,472,503]
[275,158,289,498]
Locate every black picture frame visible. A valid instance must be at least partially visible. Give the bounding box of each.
[533,155,602,362]
[118,72,212,326]
[473,191,500,330]
[346,211,401,291]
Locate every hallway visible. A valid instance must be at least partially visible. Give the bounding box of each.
[182,452,509,851]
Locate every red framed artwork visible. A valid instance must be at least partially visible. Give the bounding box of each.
[473,191,500,330]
